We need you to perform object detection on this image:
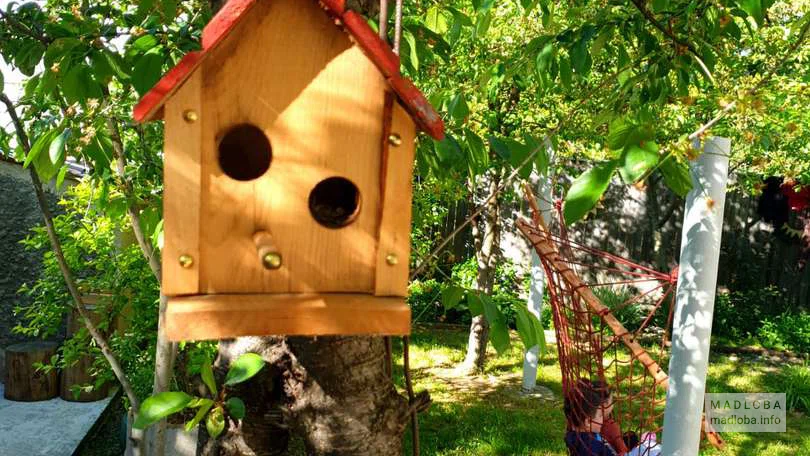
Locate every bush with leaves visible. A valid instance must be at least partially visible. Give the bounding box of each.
[15,181,159,400]
[758,312,810,354]
[712,286,788,340]
[134,353,266,439]
[780,363,810,413]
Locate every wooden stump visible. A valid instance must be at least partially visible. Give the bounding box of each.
[4,341,59,401]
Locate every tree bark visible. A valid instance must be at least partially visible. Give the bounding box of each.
[199,336,411,455]
[459,173,502,374]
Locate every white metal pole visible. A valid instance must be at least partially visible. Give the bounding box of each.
[661,136,731,456]
[521,139,554,392]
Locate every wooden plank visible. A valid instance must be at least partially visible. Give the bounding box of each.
[162,71,202,296]
[375,98,417,296]
[165,293,411,340]
[199,0,386,294]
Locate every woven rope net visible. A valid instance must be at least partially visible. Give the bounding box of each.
[517,189,723,455]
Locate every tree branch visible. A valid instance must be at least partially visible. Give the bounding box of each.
[628,0,714,83]
[101,93,173,456]
[0,9,51,45]
[688,15,810,141]
[0,93,140,411]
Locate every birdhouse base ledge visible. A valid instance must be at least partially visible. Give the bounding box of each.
[165,293,411,341]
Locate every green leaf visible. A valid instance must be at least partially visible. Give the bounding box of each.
[103,50,131,80]
[225,397,246,420]
[619,142,659,184]
[55,165,69,190]
[489,136,511,161]
[652,0,669,13]
[464,130,488,175]
[15,42,46,76]
[201,358,217,397]
[424,6,449,34]
[480,294,510,354]
[559,56,572,88]
[161,0,178,20]
[132,52,164,96]
[659,154,693,197]
[49,129,71,165]
[224,353,265,386]
[524,135,550,176]
[24,129,58,169]
[447,93,469,122]
[184,398,214,432]
[44,38,83,68]
[739,0,764,27]
[514,305,538,348]
[504,139,533,179]
[205,406,225,439]
[441,286,466,310]
[129,35,160,55]
[133,392,193,429]
[0,70,5,93]
[563,161,618,225]
[570,36,591,76]
[591,26,612,57]
[474,11,492,38]
[136,0,157,19]
[85,134,113,173]
[607,117,634,150]
[475,0,496,14]
[535,42,554,76]
[467,292,484,316]
[62,64,103,104]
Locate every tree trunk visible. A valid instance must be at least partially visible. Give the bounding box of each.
[199,336,410,455]
[459,173,502,374]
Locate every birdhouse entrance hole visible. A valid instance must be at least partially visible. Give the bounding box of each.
[217,124,272,181]
[309,177,361,228]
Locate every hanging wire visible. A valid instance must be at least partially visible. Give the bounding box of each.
[393,0,403,54]
[379,0,388,39]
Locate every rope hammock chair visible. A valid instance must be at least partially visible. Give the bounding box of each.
[517,187,724,455]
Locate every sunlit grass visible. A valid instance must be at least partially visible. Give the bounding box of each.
[394,326,810,456]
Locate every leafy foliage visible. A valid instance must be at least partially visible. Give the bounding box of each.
[134,352,266,436]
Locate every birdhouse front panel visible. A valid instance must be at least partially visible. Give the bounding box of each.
[196,0,386,294]
[135,0,444,340]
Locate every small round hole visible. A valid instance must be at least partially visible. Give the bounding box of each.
[217,124,272,181]
[309,177,361,229]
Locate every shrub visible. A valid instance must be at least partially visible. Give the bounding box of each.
[15,182,159,400]
[758,313,810,354]
[781,363,810,413]
[713,287,787,340]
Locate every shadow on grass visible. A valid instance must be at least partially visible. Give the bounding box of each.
[395,327,810,456]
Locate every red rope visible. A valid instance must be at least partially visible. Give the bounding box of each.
[527,210,687,454]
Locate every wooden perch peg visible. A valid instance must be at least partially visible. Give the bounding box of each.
[253,230,282,270]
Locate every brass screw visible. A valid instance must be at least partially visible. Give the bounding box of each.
[262,252,283,270]
[183,109,199,123]
[388,133,402,147]
[386,253,398,266]
[178,254,194,269]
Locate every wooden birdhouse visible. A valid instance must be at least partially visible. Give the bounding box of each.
[133,0,444,341]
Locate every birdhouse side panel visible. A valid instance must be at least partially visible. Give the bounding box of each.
[375,97,417,297]
[162,70,203,296]
[197,0,386,295]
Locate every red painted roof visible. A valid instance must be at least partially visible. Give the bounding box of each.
[132,0,444,140]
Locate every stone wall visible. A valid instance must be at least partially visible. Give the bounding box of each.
[0,159,66,348]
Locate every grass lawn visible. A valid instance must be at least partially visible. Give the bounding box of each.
[395,326,810,456]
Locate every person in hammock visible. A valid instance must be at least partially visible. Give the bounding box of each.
[563,379,641,456]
